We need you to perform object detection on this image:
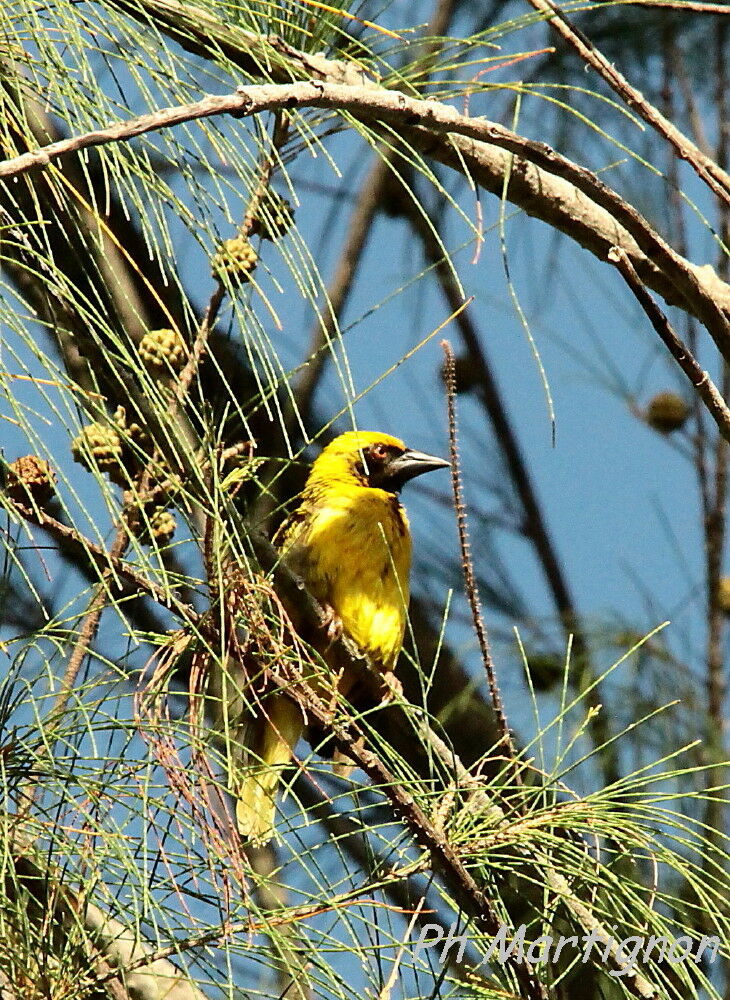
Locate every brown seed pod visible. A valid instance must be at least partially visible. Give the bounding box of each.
[5,455,56,506]
[645,391,691,434]
[211,235,258,285]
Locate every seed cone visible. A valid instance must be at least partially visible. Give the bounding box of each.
[645,392,690,434]
[139,328,186,373]
[212,235,258,285]
[150,507,176,544]
[6,455,56,506]
[252,192,293,241]
[72,422,126,485]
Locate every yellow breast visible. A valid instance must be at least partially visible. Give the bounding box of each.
[283,485,412,671]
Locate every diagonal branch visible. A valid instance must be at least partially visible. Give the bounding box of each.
[5,499,199,623]
[608,246,730,441]
[106,0,380,87]
[247,531,658,999]
[3,79,729,354]
[526,0,730,205]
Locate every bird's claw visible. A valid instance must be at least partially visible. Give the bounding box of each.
[320,604,343,644]
[380,672,403,704]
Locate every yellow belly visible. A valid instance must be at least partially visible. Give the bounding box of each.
[286,488,412,671]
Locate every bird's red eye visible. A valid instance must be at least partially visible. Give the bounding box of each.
[369,444,388,462]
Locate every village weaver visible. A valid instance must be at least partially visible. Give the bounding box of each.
[234,430,449,844]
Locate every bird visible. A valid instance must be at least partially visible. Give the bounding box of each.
[234,430,450,845]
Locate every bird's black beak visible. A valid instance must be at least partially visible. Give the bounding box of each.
[384,449,451,491]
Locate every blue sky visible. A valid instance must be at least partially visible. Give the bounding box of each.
[2,5,726,996]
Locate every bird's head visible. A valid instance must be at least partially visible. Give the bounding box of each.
[308,431,450,494]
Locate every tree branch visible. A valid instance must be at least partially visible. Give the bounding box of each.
[527,0,730,205]
[3,78,728,353]
[608,246,730,442]
[4,499,198,624]
[247,531,658,999]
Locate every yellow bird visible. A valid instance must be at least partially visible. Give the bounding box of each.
[234,431,449,845]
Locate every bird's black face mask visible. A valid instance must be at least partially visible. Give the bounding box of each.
[362,443,450,493]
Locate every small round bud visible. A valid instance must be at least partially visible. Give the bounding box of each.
[72,421,126,484]
[139,328,186,373]
[5,455,56,506]
[150,507,176,544]
[253,192,293,241]
[645,392,690,434]
[212,236,258,285]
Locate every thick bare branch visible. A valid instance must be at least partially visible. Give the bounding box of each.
[106,0,380,87]
[408,125,730,326]
[3,79,728,351]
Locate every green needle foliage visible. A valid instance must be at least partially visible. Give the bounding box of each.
[1,1,729,999]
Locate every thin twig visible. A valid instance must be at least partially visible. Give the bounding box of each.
[377,896,426,1000]
[617,0,730,10]
[6,499,198,622]
[16,512,132,815]
[526,0,730,205]
[406,201,618,782]
[440,339,518,769]
[175,283,225,406]
[608,246,730,443]
[51,521,130,722]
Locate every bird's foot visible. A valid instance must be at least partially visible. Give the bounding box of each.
[320,603,343,644]
[380,672,403,704]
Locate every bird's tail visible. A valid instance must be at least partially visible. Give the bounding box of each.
[233,695,303,846]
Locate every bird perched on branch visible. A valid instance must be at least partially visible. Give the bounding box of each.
[234,430,449,845]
